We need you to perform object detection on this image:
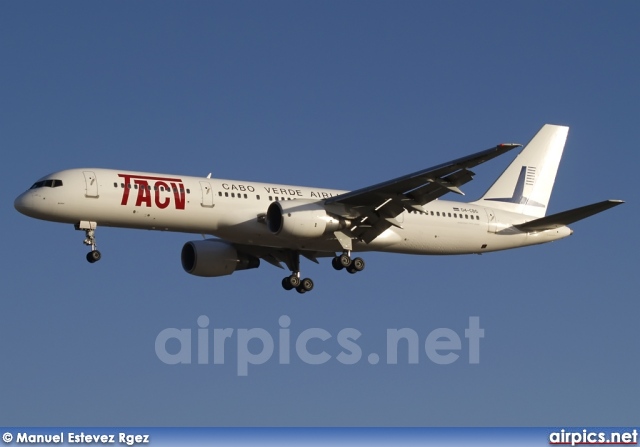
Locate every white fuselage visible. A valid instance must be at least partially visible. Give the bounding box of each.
[14,168,572,256]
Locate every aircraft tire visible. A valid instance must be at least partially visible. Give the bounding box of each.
[301,278,314,292]
[288,275,301,288]
[282,277,294,290]
[352,257,365,272]
[87,250,101,263]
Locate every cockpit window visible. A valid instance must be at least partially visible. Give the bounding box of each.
[30,179,63,189]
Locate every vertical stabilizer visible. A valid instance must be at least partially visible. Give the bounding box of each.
[473,124,569,218]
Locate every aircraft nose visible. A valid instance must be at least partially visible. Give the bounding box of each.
[14,191,34,216]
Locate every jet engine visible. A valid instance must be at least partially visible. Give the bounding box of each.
[266,199,348,238]
[181,239,260,277]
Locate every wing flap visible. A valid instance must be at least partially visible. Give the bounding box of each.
[514,200,624,232]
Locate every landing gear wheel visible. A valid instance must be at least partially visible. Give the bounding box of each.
[332,257,344,271]
[346,258,364,274]
[339,253,352,268]
[352,257,365,272]
[282,274,301,291]
[300,278,314,292]
[282,277,294,290]
[296,286,306,294]
[86,250,101,263]
[289,275,301,288]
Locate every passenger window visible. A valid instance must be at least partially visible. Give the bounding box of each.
[256,195,260,200]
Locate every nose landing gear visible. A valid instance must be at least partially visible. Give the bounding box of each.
[75,221,101,263]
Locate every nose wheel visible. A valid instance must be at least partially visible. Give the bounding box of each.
[86,249,101,263]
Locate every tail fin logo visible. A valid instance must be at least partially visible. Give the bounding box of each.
[485,166,545,207]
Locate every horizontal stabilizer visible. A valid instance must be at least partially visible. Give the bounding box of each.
[514,200,624,232]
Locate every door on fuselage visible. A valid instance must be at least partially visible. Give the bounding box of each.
[484,208,498,233]
[83,171,99,198]
[199,181,214,207]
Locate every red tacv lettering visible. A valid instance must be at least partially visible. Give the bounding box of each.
[155,181,170,209]
[119,174,133,205]
[134,179,152,207]
[118,174,186,210]
[170,182,186,210]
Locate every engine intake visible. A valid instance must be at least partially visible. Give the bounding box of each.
[181,239,260,277]
[266,199,347,238]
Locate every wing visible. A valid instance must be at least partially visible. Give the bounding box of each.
[325,143,521,244]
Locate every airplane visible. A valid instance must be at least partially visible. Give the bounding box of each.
[14,124,623,293]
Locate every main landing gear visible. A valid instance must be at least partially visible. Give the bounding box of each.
[331,252,365,274]
[280,251,314,294]
[281,274,314,294]
[280,251,366,294]
[75,221,101,264]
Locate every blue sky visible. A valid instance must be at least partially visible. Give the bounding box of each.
[1,1,638,426]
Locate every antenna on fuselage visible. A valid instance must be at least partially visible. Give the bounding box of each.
[206,173,211,178]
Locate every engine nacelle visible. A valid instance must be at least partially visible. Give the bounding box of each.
[181,239,260,277]
[266,199,347,238]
